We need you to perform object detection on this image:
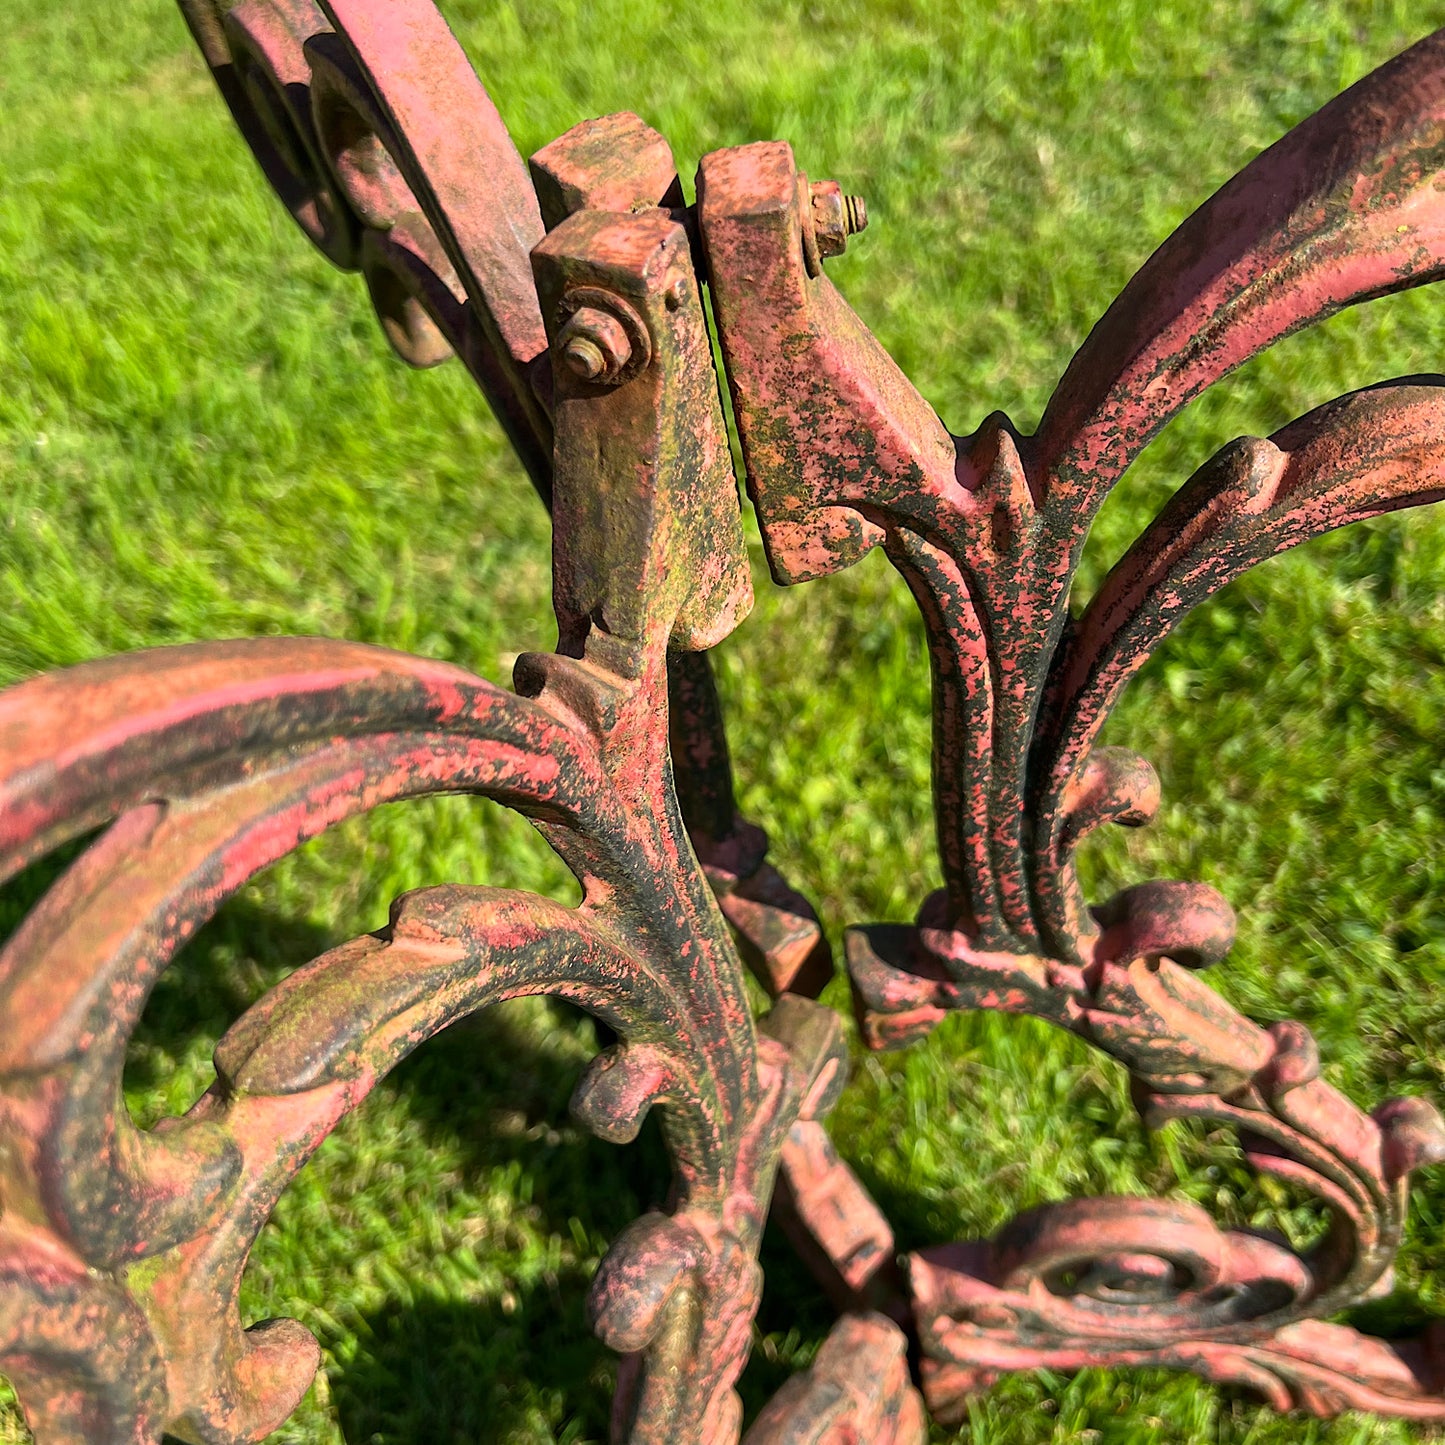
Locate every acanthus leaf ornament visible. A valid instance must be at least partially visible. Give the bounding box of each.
[3,3,1445,1441]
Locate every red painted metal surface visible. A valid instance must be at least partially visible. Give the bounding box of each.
[4,2,1445,1440]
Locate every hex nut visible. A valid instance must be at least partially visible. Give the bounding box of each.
[557,305,634,384]
[801,176,870,275]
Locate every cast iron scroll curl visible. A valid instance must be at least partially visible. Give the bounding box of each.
[752,24,1445,1426]
[8,0,1445,1440]
[177,0,555,491]
[0,633,869,1445]
[1,5,896,1439]
[694,11,1445,1426]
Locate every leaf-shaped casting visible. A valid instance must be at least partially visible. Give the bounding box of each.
[9,3,1445,1440]
[0,638,827,1445]
[1034,381,1445,946]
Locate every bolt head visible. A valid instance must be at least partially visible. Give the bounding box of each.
[563,334,607,381]
[807,178,867,264]
[557,305,633,384]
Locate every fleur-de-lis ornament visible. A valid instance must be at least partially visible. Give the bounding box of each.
[3,4,1445,1440]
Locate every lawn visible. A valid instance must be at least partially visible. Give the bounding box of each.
[3,0,1445,1441]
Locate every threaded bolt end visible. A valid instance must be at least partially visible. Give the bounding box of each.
[563,335,607,381]
[557,305,633,384]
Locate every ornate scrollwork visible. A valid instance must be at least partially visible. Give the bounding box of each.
[0,638,842,1443]
[694,14,1445,1428]
[4,2,1445,1440]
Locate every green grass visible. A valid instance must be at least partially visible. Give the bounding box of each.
[4,0,1445,1440]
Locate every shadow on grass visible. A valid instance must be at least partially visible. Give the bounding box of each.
[125,899,343,1096]
[328,1280,614,1445]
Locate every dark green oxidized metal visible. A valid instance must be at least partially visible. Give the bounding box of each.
[3,2,1445,1441]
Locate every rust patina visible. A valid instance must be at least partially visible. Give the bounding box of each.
[4,3,1445,1440]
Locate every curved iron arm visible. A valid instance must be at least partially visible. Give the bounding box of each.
[3,3,1445,1442]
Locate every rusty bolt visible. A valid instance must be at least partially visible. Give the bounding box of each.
[558,305,633,384]
[811,180,867,257]
[801,177,868,276]
[553,288,652,388]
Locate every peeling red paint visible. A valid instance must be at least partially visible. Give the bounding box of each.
[6,5,1445,1441]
